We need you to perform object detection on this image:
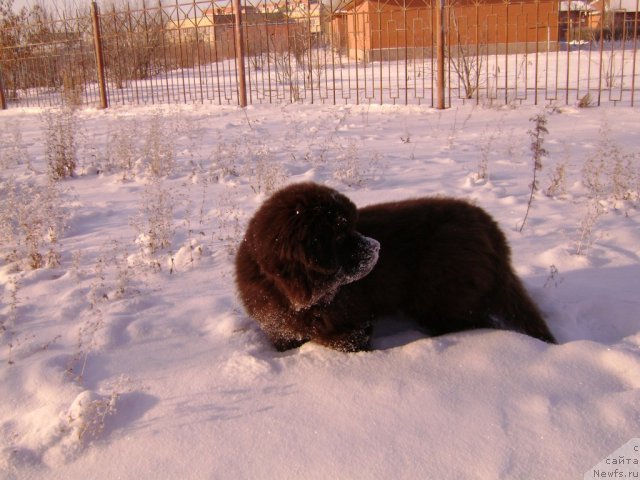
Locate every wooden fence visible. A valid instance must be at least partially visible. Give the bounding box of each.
[1,0,639,109]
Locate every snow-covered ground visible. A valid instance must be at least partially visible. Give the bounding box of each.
[0,102,639,479]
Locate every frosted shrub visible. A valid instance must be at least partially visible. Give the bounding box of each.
[611,154,634,202]
[582,154,606,199]
[0,124,29,170]
[0,177,69,269]
[575,199,606,256]
[44,108,78,181]
[209,139,242,182]
[249,147,285,195]
[65,243,138,380]
[475,126,498,183]
[543,264,563,288]
[132,179,175,262]
[68,390,119,442]
[144,114,175,178]
[3,275,20,365]
[333,139,383,188]
[112,241,133,298]
[577,92,594,108]
[575,125,638,254]
[545,162,567,198]
[583,122,638,203]
[66,255,106,383]
[105,118,139,180]
[213,187,245,258]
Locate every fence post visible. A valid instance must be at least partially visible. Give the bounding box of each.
[91,1,109,109]
[233,0,248,108]
[597,0,605,106]
[436,0,446,109]
[0,67,6,110]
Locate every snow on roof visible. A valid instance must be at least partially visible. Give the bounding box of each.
[559,0,594,11]
[606,0,640,11]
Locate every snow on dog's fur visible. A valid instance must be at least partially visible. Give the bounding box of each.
[235,182,556,352]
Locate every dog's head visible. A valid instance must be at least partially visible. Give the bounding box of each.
[242,183,380,310]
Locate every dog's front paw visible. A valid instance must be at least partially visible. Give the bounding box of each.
[315,326,371,353]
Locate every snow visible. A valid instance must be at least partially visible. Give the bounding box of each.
[0,102,639,479]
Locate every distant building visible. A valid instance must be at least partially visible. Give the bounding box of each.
[330,0,560,61]
[559,0,594,41]
[164,9,222,43]
[164,1,320,44]
[286,0,322,35]
[588,0,640,38]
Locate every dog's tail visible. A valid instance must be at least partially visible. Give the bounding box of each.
[492,271,556,344]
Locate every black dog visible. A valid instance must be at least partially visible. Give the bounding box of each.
[235,182,555,352]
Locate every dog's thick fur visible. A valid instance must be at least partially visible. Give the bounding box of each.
[235,182,556,352]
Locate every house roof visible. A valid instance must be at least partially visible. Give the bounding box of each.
[559,0,594,11]
[606,0,640,11]
[588,0,640,12]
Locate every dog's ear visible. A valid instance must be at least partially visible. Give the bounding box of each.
[255,235,338,311]
[249,230,318,310]
[271,263,317,311]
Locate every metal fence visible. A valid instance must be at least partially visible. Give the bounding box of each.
[1,0,639,109]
